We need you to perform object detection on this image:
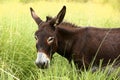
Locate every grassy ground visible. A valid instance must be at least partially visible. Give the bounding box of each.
[0,1,120,80]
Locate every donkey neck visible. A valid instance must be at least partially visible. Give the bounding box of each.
[55,22,82,61]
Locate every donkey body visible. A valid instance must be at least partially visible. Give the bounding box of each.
[56,23,120,68]
[30,6,120,69]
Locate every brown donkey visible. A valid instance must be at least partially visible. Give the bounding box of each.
[30,6,120,69]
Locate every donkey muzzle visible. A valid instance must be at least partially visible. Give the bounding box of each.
[35,52,50,69]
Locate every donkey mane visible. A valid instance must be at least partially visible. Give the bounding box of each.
[61,22,78,28]
[57,21,82,34]
[46,15,80,29]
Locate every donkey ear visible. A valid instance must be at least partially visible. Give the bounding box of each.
[52,6,66,27]
[30,7,42,25]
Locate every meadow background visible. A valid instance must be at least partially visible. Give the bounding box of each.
[0,0,120,80]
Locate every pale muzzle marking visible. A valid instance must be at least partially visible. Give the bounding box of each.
[35,52,50,68]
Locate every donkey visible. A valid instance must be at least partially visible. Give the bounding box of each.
[30,6,120,69]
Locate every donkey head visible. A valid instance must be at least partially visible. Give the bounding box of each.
[30,6,66,69]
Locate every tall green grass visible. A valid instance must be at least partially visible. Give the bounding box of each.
[0,1,120,80]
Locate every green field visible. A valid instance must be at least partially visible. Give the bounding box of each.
[0,0,120,80]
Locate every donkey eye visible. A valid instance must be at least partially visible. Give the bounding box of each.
[47,37,54,44]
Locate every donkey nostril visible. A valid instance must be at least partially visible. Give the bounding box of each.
[35,61,47,69]
[42,62,45,66]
